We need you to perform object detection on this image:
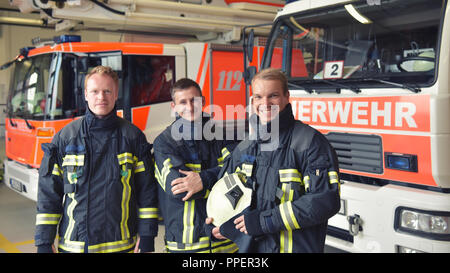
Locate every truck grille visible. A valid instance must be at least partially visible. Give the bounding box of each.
[325,132,383,174]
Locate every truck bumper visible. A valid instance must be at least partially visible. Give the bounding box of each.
[4,159,38,201]
[326,180,450,253]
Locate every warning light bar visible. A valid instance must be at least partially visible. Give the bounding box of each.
[53,35,81,44]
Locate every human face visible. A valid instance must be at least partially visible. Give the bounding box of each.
[251,78,290,124]
[171,86,204,121]
[84,73,118,118]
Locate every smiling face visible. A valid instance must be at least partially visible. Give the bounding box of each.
[251,78,290,124]
[84,73,118,118]
[171,86,204,122]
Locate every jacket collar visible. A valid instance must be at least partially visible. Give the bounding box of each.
[249,103,295,143]
[84,106,119,130]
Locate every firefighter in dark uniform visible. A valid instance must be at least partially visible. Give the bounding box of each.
[35,66,158,253]
[153,78,238,253]
[207,68,341,253]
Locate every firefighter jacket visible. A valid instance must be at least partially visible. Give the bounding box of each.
[153,115,238,253]
[218,104,341,253]
[35,108,159,253]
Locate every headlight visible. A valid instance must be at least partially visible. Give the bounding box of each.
[395,207,450,240]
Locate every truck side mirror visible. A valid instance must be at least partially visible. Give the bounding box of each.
[244,66,257,85]
[246,29,255,63]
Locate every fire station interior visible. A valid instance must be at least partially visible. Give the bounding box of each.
[1,0,448,254]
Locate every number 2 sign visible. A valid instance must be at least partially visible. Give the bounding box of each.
[323,60,344,79]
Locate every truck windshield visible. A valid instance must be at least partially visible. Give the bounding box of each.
[263,0,444,91]
[8,54,52,119]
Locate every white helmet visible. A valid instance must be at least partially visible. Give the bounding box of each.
[207,172,252,226]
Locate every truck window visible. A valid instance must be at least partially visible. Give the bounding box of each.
[264,0,444,90]
[128,55,174,107]
[8,54,51,120]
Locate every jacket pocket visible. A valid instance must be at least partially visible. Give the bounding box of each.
[62,153,85,191]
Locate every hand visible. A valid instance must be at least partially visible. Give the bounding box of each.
[234,215,248,234]
[205,217,227,240]
[171,170,203,201]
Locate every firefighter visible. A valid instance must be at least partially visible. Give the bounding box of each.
[35,66,158,253]
[207,68,341,253]
[153,78,238,253]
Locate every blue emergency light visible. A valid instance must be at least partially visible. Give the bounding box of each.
[53,35,81,44]
[385,152,418,172]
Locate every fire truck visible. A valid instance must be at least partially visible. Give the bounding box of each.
[2,35,259,201]
[245,0,450,252]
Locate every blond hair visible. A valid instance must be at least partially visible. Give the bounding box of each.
[84,65,119,90]
[251,68,289,95]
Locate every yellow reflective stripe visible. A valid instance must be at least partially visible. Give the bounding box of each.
[185,163,201,173]
[62,155,84,166]
[211,240,239,253]
[117,152,135,165]
[52,164,63,176]
[166,236,209,252]
[36,213,61,225]
[303,175,310,192]
[134,161,145,173]
[58,238,85,253]
[64,168,78,240]
[88,237,137,253]
[182,200,195,244]
[154,158,172,191]
[279,201,300,231]
[119,164,132,239]
[328,171,339,184]
[204,189,210,199]
[279,169,302,183]
[328,171,340,195]
[138,208,158,219]
[221,147,231,159]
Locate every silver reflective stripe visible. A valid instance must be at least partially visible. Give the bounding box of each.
[62,155,85,166]
[36,213,61,225]
[88,237,136,253]
[139,208,158,219]
[58,239,85,253]
[117,152,135,165]
[182,200,195,244]
[279,169,302,183]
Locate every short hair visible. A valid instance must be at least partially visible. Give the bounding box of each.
[251,68,289,95]
[84,65,119,90]
[171,78,202,100]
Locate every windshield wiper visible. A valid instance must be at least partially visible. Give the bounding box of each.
[364,78,421,93]
[322,79,361,94]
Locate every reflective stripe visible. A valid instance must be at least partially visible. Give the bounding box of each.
[303,175,310,192]
[182,200,195,244]
[36,213,61,225]
[88,237,136,253]
[117,152,135,165]
[135,161,145,173]
[119,164,132,239]
[52,164,63,177]
[279,169,302,183]
[217,148,231,167]
[185,163,201,173]
[62,155,84,166]
[138,208,158,219]
[328,171,339,184]
[328,171,340,195]
[211,240,239,253]
[58,238,85,253]
[279,201,300,231]
[64,167,78,241]
[155,158,172,190]
[166,236,209,252]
